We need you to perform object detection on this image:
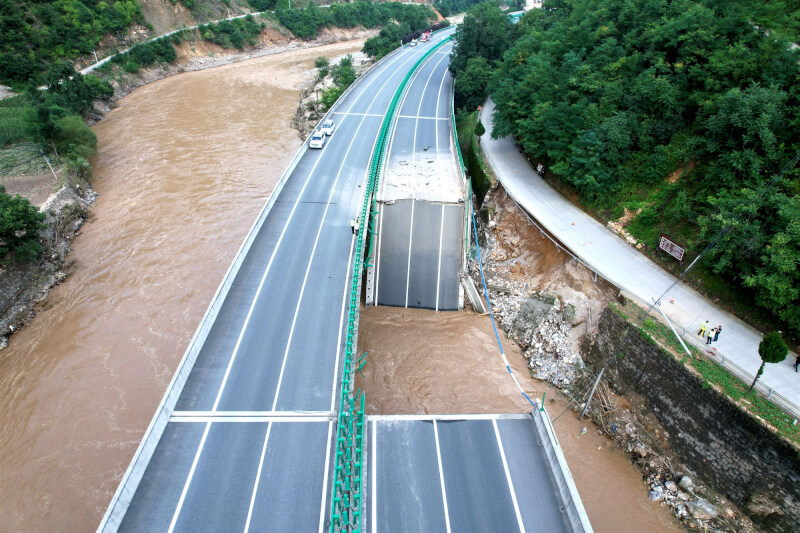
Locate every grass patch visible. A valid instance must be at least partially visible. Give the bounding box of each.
[0,95,32,146]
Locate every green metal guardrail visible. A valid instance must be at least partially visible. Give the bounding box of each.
[329,36,451,533]
[449,78,473,259]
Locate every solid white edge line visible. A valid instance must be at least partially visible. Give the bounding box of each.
[167,421,211,533]
[333,112,385,117]
[367,413,532,421]
[172,410,331,417]
[171,416,331,423]
[330,233,357,412]
[210,40,419,414]
[492,419,526,533]
[243,421,273,533]
[269,95,385,412]
[436,204,445,311]
[318,421,334,533]
[433,420,452,533]
[171,48,420,528]
[396,115,450,120]
[374,208,383,304]
[405,198,415,308]
[371,419,378,533]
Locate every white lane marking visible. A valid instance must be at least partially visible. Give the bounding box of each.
[367,413,532,421]
[171,416,331,423]
[371,419,378,533]
[269,109,383,412]
[405,50,450,308]
[492,419,525,533]
[243,421,273,533]
[404,198,415,308]
[433,420,452,533]
[435,204,445,311]
[329,233,357,412]
[211,41,417,414]
[396,115,449,120]
[168,49,421,528]
[240,49,425,531]
[432,55,449,312]
[374,208,384,304]
[318,421,334,533]
[333,112,385,117]
[168,421,211,533]
[172,410,331,418]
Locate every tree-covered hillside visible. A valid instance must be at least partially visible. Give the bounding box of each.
[0,0,143,86]
[487,0,800,334]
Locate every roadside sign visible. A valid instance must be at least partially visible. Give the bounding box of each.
[658,233,685,263]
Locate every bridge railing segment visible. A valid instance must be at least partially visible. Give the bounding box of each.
[330,35,451,533]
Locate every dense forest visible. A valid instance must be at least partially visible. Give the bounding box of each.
[276,1,435,39]
[451,0,800,335]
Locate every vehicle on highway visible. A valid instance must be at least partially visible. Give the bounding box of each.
[408,39,418,47]
[309,130,325,149]
[320,119,335,136]
[420,31,430,43]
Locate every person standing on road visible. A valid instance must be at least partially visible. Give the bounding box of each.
[794,355,799,372]
[706,328,715,345]
[714,326,722,342]
[698,321,709,338]
[537,163,544,176]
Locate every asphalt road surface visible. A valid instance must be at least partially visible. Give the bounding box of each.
[372,42,464,311]
[109,32,587,533]
[368,415,570,533]
[113,31,456,532]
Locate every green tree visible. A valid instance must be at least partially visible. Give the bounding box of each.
[474,119,486,139]
[750,332,788,391]
[449,1,509,76]
[0,186,47,264]
[315,56,330,78]
[454,56,493,110]
[332,55,356,89]
[320,86,344,111]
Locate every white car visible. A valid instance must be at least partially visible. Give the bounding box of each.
[309,130,325,149]
[320,119,335,136]
[408,39,418,47]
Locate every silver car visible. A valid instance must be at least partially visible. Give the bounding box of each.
[309,130,325,149]
[320,119,335,136]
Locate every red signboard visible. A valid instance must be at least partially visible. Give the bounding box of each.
[658,233,685,262]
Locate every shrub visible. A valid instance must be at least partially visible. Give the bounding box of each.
[0,186,46,264]
[320,86,344,111]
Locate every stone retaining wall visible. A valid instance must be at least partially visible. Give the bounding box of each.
[583,307,800,533]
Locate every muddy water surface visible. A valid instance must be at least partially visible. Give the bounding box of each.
[357,306,681,532]
[0,40,363,531]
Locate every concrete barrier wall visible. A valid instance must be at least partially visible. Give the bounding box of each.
[531,406,594,533]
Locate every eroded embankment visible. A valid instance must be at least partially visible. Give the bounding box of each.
[356,183,681,532]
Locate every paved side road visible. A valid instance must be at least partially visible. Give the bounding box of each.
[479,99,800,413]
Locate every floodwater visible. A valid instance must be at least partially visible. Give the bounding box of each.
[356,306,681,532]
[0,40,363,531]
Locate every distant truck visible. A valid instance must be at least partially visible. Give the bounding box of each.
[420,31,431,43]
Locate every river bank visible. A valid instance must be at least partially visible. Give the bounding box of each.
[0,25,376,348]
[0,39,365,531]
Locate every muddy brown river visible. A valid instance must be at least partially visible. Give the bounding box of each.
[0,40,677,532]
[0,41,363,531]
